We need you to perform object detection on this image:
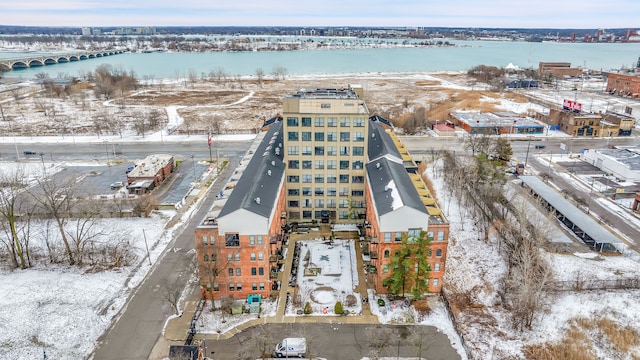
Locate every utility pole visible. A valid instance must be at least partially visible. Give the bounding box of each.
[523,136,532,173]
[142,229,151,266]
[587,177,595,214]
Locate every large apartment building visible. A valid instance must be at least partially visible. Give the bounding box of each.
[195,86,449,300]
[282,87,369,222]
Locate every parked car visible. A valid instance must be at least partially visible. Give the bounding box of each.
[534,144,546,149]
[23,150,37,155]
[126,165,135,174]
[110,181,124,190]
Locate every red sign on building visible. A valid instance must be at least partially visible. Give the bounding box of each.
[563,99,582,112]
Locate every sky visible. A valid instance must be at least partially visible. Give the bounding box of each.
[2,0,640,29]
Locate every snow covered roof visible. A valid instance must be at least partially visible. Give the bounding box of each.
[366,157,427,216]
[367,120,402,163]
[218,122,285,219]
[519,176,621,245]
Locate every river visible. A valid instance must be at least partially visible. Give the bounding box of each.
[3,40,640,80]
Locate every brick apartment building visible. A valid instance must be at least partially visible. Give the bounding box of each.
[606,72,640,98]
[195,87,449,300]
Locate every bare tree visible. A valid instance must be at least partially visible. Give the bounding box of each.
[255,68,264,87]
[199,239,234,310]
[272,66,288,81]
[0,166,30,268]
[160,258,194,316]
[65,201,105,266]
[30,176,77,265]
[247,324,275,359]
[366,326,394,359]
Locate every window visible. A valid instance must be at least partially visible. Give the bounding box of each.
[327,132,337,142]
[327,160,337,169]
[302,146,312,155]
[315,199,324,208]
[384,233,391,243]
[434,263,441,271]
[314,146,324,155]
[353,132,365,142]
[252,283,258,291]
[210,254,216,262]
[201,236,208,245]
[339,188,349,196]
[437,232,445,241]
[258,236,263,245]
[327,188,336,196]
[327,174,336,183]
[352,161,363,170]
[395,232,402,242]
[302,174,312,183]
[303,210,312,219]
[227,253,232,262]
[353,147,364,156]
[315,132,324,141]
[236,283,242,291]
[315,160,324,170]
[259,282,265,290]
[288,160,299,169]
[288,189,299,196]
[427,249,433,257]
[301,132,312,141]
[288,132,299,141]
[339,199,349,208]
[384,249,390,258]
[340,117,350,127]
[352,176,364,183]
[250,236,255,245]
[287,175,299,183]
[315,210,323,219]
[340,160,349,170]
[235,253,240,261]
[229,284,235,292]
[287,146,298,155]
[210,236,215,245]
[289,211,300,219]
[433,278,439,286]
[302,160,312,169]
[301,117,312,126]
[383,264,389,273]
[340,146,350,156]
[436,249,443,258]
[327,199,336,208]
[213,283,219,291]
[327,146,337,156]
[250,253,256,261]
[236,268,241,276]
[225,234,239,247]
[258,267,264,276]
[287,117,299,126]
[339,210,348,219]
[353,117,365,127]
[351,190,364,197]
[339,174,349,183]
[303,199,312,208]
[315,117,324,126]
[302,187,312,196]
[408,229,421,238]
[340,132,350,142]
[258,252,264,261]
[203,254,209,261]
[314,174,324,183]
[228,268,234,276]
[327,117,337,127]
[315,187,325,196]
[251,267,257,275]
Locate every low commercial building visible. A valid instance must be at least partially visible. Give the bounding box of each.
[606,72,640,98]
[538,62,583,77]
[582,147,640,182]
[126,154,175,187]
[450,111,544,135]
[536,109,616,137]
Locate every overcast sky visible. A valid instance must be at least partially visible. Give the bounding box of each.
[2,1,639,29]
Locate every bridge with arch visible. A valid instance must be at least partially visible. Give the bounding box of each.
[0,50,126,71]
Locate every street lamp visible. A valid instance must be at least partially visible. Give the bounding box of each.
[191,154,197,184]
[523,136,532,172]
[39,152,46,176]
[586,177,595,214]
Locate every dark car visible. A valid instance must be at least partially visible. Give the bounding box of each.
[23,150,37,155]
[534,144,546,149]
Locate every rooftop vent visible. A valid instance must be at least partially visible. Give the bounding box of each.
[255,197,261,204]
[376,163,381,169]
[267,170,272,176]
[275,148,280,155]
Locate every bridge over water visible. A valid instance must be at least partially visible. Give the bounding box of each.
[0,50,125,71]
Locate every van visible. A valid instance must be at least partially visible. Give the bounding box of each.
[275,337,307,358]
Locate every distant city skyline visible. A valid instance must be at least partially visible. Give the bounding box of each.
[2,1,640,29]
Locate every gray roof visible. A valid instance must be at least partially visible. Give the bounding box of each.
[218,122,285,219]
[519,176,620,244]
[595,148,640,171]
[368,121,402,162]
[366,157,428,216]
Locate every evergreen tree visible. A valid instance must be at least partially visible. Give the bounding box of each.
[384,231,432,299]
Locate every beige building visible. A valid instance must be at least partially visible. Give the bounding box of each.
[282,87,369,222]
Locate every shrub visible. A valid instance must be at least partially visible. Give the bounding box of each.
[334,301,343,315]
[304,302,312,314]
[345,294,357,307]
[377,298,385,307]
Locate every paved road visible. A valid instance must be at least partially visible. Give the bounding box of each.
[203,323,460,360]
[90,156,241,360]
